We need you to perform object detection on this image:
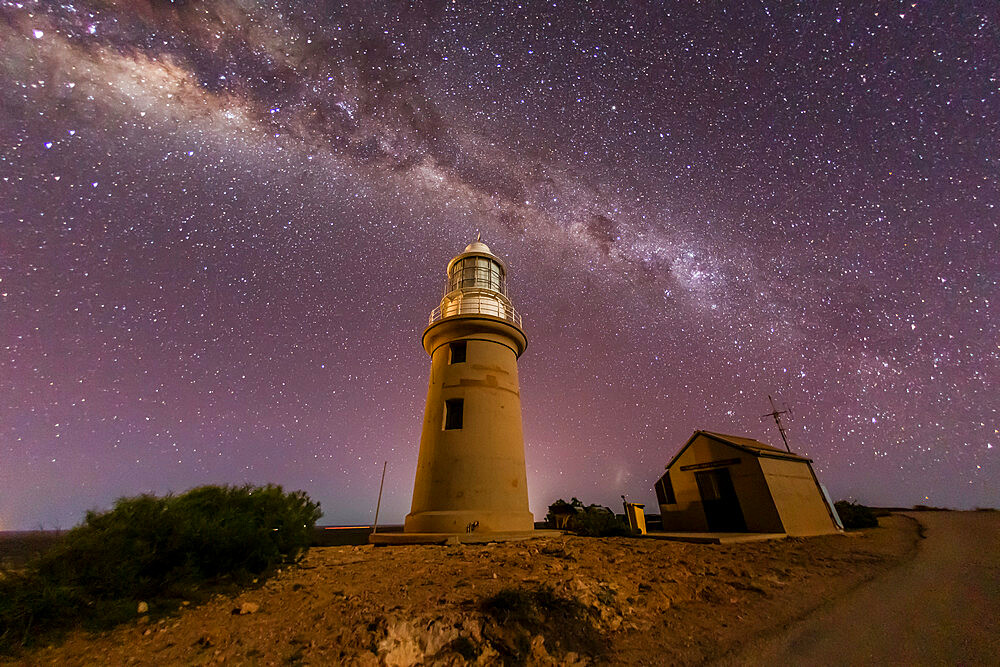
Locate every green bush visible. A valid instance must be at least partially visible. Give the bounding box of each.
[834,500,879,529]
[0,484,321,653]
[569,508,631,537]
[545,497,585,529]
[545,498,632,537]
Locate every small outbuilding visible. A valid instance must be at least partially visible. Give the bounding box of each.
[655,430,841,537]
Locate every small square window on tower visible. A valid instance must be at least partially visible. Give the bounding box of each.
[444,398,464,430]
[449,341,467,364]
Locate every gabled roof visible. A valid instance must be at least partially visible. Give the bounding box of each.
[664,430,813,471]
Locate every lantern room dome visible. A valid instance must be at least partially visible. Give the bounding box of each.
[463,240,492,254]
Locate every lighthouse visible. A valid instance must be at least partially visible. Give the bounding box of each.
[403,238,534,534]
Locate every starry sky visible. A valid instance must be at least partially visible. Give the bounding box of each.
[1,1,997,530]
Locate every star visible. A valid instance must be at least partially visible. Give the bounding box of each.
[0,0,995,530]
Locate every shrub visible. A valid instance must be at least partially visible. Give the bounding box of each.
[834,500,879,530]
[569,508,631,537]
[545,498,632,537]
[545,498,584,529]
[911,504,951,511]
[0,484,321,654]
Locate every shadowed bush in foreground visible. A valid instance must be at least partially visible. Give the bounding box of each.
[0,484,321,654]
[0,531,65,569]
[834,501,879,529]
[480,586,605,664]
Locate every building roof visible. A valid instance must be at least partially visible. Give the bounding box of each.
[447,236,506,275]
[664,430,813,470]
[464,240,492,254]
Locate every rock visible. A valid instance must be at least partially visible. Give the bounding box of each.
[461,618,483,642]
[530,634,548,661]
[239,602,260,615]
[355,652,381,667]
[378,620,423,667]
[475,643,500,665]
[377,615,463,666]
[137,601,149,614]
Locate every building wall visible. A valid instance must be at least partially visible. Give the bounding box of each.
[406,317,534,533]
[660,435,784,533]
[758,457,839,536]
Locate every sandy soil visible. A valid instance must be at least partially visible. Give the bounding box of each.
[7,516,919,666]
[721,511,1000,665]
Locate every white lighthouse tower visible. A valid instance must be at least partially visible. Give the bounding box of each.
[403,237,534,534]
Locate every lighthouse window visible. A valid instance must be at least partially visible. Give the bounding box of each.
[444,399,464,430]
[449,341,467,364]
[448,257,506,294]
[461,265,477,288]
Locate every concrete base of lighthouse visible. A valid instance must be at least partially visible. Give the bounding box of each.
[404,509,535,534]
[370,529,562,546]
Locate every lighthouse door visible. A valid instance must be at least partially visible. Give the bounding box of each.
[695,468,747,532]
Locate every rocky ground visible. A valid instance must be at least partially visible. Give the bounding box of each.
[7,516,919,666]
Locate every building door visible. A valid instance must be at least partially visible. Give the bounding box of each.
[695,468,747,532]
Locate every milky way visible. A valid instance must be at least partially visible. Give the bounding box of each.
[1,1,997,529]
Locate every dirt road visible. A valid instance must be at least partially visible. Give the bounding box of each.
[723,511,1000,665]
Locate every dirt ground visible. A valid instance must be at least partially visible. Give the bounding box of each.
[7,516,919,666]
[721,511,1000,665]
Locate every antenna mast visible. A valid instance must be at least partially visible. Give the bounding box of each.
[761,395,793,453]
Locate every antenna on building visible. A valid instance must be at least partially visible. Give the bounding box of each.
[761,395,793,453]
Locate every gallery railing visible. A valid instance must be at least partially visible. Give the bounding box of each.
[428,298,523,328]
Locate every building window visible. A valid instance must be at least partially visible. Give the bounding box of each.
[448,256,506,294]
[444,399,464,430]
[655,474,676,505]
[449,341,467,364]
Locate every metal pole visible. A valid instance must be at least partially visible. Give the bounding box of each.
[762,395,792,453]
[371,461,387,534]
[769,395,791,452]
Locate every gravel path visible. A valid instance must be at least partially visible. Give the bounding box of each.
[723,511,1000,665]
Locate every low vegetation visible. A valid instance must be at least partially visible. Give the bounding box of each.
[0,484,321,654]
[834,500,879,529]
[0,531,65,569]
[546,498,633,537]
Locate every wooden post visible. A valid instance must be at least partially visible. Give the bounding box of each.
[371,461,387,534]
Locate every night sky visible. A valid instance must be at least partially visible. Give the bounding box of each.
[1,1,997,530]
